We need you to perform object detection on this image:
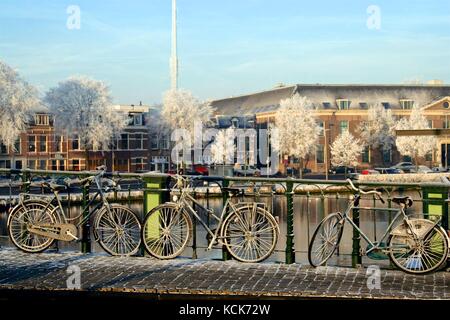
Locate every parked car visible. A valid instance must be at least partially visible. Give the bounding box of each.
[392,162,415,173]
[233,165,261,177]
[328,166,356,174]
[361,169,381,175]
[410,165,433,174]
[375,167,403,174]
[432,166,449,173]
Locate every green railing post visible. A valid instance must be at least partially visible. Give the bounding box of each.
[351,195,361,267]
[142,174,170,256]
[422,185,449,231]
[81,183,91,253]
[285,180,295,264]
[222,178,231,261]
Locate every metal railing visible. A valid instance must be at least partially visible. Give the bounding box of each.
[0,168,448,267]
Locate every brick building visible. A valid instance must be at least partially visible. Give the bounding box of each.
[210,84,450,173]
[0,104,160,173]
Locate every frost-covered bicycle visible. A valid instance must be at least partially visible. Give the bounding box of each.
[7,166,142,256]
[142,175,279,262]
[308,179,449,274]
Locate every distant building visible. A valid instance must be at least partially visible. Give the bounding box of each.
[210,84,450,173]
[0,104,165,173]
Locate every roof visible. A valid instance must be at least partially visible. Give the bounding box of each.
[210,84,450,115]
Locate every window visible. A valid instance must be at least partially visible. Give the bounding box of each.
[27,160,36,169]
[129,113,143,126]
[119,134,129,150]
[151,133,158,150]
[34,114,49,126]
[336,99,350,110]
[339,121,349,134]
[400,99,414,110]
[130,133,144,150]
[444,101,449,109]
[0,160,11,168]
[316,145,324,164]
[359,102,368,109]
[39,136,47,152]
[322,102,332,109]
[38,160,46,170]
[0,143,7,154]
[28,136,36,152]
[382,102,390,109]
[425,152,432,162]
[362,146,370,163]
[71,159,81,171]
[14,138,20,154]
[383,149,392,164]
[428,120,433,129]
[72,137,80,150]
[444,120,450,129]
[55,136,63,152]
[160,134,169,150]
[403,155,412,162]
[318,121,324,136]
[15,160,22,170]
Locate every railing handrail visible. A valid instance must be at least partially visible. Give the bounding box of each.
[1,168,449,189]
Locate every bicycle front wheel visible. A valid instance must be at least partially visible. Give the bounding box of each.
[142,203,192,259]
[221,204,279,263]
[8,200,56,253]
[308,212,344,267]
[95,205,142,256]
[388,219,449,274]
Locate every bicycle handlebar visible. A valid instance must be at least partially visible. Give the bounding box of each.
[346,179,385,204]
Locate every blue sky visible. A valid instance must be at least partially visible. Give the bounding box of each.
[1,0,450,104]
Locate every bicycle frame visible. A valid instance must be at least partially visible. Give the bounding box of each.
[340,194,410,254]
[176,187,241,250]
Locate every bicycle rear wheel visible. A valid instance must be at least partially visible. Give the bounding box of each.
[8,200,56,253]
[388,219,449,274]
[142,203,192,259]
[308,212,344,267]
[95,204,142,256]
[221,204,279,263]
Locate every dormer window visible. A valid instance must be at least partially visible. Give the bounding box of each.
[231,117,239,128]
[359,102,368,109]
[400,99,414,110]
[34,114,49,126]
[322,102,332,109]
[382,102,390,109]
[336,99,350,110]
[128,113,143,126]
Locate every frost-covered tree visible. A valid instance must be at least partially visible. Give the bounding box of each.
[358,104,396,164]
[0,60,39,149]
[273,95,321,178]
[45,76,127,169]
[331,131,362,174]
[395,105,436,168]
[162,89,214,168]
[210,128,236,175]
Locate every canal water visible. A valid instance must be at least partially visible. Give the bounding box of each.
[0,191,423,266]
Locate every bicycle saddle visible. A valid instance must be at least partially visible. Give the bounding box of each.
[392,196,413,208]
[222,187,245,197]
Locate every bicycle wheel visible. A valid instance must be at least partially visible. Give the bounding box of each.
[142,203,192,259]
[308,212,344,267]
[388,219,449,274]
[221,204,279,263]
[95,204,142,256]
[8,200,56,253]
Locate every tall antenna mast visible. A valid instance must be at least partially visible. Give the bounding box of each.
[170,0,178,90]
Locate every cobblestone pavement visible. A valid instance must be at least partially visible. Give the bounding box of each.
[0,248,448,300]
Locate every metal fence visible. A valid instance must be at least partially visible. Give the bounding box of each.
[0,168,449,267]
